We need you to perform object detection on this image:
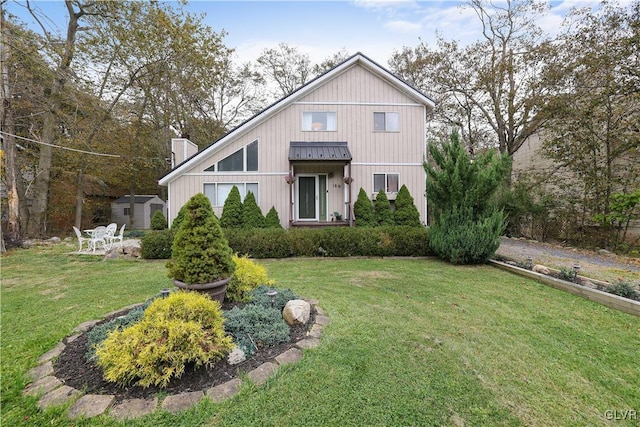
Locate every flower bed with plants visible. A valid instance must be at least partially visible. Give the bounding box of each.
[53,285,313,403]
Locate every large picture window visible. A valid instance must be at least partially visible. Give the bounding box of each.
[373,112,399,132]
[203,183,259,207]
[302,111,337,131]
[373,173,399,193]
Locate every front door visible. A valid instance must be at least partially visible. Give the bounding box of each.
[297,175,327,221]
[298,176,316,220]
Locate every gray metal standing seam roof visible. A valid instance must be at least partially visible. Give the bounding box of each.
[288,141,352,162]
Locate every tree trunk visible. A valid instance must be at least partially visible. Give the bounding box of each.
[1,4,20,242]
[74,164,85,228]
[26,1,81,237]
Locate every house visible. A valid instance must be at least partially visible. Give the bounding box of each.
[512,132,640,243]
[111,195,166,229]
[158,53,435,228]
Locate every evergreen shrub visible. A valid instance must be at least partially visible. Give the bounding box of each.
[224,227,431,258]
[150,210,168,230]
[607,280,639,300]
[393,185,421,226]
[241,192,265,228]
[141,229,174,259]
[224,228,292,258]
[353,188,376,227]
[85,300,153,362]
[428,205,504,264]
[95,291,234,388]
[167,193,235,284]
[171,203,188,230]
[220,186,243,229]
[264,206,283,228]
[226,254,275,302]
[425,131,509,264]
[375,189,394,226]
[249,285,299,312]
[223,304,290,356]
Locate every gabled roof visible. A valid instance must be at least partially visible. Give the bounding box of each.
[159,52,434,186]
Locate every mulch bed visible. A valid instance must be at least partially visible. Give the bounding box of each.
[53,302,313,403]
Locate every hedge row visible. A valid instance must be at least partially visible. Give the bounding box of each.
[225,226,431,258]
[141,226,431,259]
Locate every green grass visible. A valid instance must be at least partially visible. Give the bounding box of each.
[2,243,639,426]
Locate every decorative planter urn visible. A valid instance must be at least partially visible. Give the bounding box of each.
[172,276,232,304]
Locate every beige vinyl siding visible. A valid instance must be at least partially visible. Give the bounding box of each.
[165,61,429,227]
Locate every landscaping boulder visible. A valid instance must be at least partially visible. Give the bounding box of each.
[282,300,311,326]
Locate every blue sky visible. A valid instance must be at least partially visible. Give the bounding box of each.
[7,0,610,67]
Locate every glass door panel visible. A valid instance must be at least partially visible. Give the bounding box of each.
[298,176,316,219]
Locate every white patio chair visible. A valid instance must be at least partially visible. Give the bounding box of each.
[109,224,126,249]
[88,226,107,253]
[72,226,90,252]
[104,223,117,250]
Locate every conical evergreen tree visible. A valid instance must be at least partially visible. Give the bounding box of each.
[150,209,168,230]
[167,193,235,284]
[393,184,421,226]
[424,131,510,264]
[353,188,376,227]
[264,206,283,228]
[241,192,265,228]
[220,186,243,229]
[374,189,394,226]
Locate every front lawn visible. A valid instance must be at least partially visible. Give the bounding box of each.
[2,244,638,426]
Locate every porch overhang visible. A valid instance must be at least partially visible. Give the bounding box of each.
[288,141,352,163]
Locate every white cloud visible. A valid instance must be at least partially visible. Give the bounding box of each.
[385,20,423,33]
[352,0,419,11]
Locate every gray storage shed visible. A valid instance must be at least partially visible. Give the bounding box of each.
[111,195,166,229]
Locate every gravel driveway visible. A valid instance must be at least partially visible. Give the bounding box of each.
[495,237,640,285]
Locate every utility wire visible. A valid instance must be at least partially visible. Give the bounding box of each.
[1,131,120,157]
[0,131,170,162]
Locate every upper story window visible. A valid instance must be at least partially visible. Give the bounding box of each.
[302,111,337,131]
[205,140,258,172]
[373,112,399,132]
[373,173,399,193]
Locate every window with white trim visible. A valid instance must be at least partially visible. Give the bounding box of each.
[204,140,258,172]
[373,112,399,132]
[302,111,337,131]
[373,173,399,193]
[203,183,259,207]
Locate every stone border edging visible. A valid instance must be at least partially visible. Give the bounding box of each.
[490,260,640,317]
[24,299,330,420]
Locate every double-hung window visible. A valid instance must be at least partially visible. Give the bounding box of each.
[373,112,399,132]
[302,111,337,131]
[373,173,399,193]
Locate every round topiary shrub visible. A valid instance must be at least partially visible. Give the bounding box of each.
[95,291,234,388]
